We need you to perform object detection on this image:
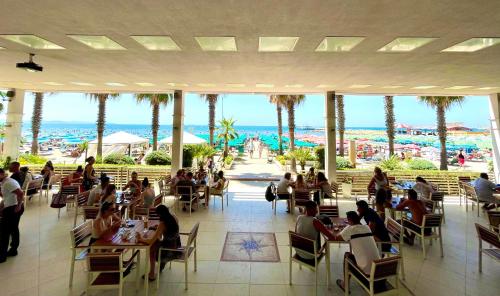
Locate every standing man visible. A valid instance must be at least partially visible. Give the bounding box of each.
[8,161,24,188]
[0,168,25,263]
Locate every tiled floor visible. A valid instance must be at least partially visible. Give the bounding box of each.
[0,180,498,296]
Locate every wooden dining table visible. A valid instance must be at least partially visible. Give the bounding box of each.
[91,219,159,295]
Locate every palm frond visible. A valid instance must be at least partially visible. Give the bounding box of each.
[418,96,465,110]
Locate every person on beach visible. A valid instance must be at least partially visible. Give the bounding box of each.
[458,150,465,168]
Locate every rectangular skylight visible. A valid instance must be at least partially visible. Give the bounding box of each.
[167,82,188,87]
[43,82,64,86]
[256,83,274,88]
[197,83,216,87]
[381,85,404,89]
[71,82,94,86]
[226,83,245,88]
[378,37,436,52]
[442,38,500,52]
[285,84,304,88]
[68,35,125,50]
[131,36,180,51]
[476,86,498,90]
[105,82,126,86]
[445,86,472,90]
[412,85,437,89]
[194,37,236,51]
[259,37,299,52]
[0,35,64,49]
[350,84,372,88]
[135,82,155,86]
[315,37,365,52]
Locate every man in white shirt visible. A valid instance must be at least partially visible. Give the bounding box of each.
[277,172,292,213]
[0,168,25,263]
[335,211,384,292]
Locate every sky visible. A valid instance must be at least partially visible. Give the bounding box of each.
[12,92,491,128]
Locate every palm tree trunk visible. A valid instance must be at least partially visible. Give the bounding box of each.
[287,101,297,172]
[208,95,216,147]
[96,95,106,159]
[336,95,345,156]
[437,105,448,170]
[31,92,43,155]
[151,102,160,151]
[224,139,229,159]
[384,96,395,156]
[277,104,283,155]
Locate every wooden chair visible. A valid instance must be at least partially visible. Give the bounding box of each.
[464,183,482,217]
[24,178,43,205]
[163,175,172,195]
[322,182,339,206]
[344,256,401,296]
[402,214,444,259]
[44,174,62,201]
[288,231,326,295]
[132,194,163,219]
[318,205,339,218]
[422,199,436,214]
[383,218,405,280]
[457,176,471,206]
[69,220,92,287]
[211,179,230,211]
[157,222,199,290]
[83,206,100,221]
[486,211,500,234]
[292,189,312,214]
[73,190,90,226]
[148,207,160,220]
[62,184,81,210]
[474,223,500,272]
[428,192,444,222]
[86,251,140,296]
[176,186,198,215]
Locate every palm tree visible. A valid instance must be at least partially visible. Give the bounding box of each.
[418,96,465,170]
[78,140,89,160]
[30,92,45,155]
[88,93,119,159]
[285,94,305,172]
[384,96,395,156]
[0,91,5,113]
[336,95,345,156]
[217,118,239,159]
[269,95,288,155]
[135,93,173,151]
[289,148,313,172]
[200,94,219,147]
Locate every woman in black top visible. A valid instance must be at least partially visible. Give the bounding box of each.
[83,156,96,191]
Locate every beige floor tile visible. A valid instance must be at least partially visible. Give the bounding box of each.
[249,284,288,296]
[250,262,287,284]
[216,262,251,284]
[211,283,249,296]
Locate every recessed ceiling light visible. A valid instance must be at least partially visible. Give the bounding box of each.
[71,81,94,86]
[285,84,304,88]
[315,37,365,52]
[350,84,372,88]
[378,37,436,52]
[226,83,245,88]
[0,35,64,49]
[105,82,126,86]
[412,85,437,89]
[316,84,336,88]
[259,37,299,52]
[442,38,500,52]
[256,83,274,88]
[381,85,404,89]
[197,83,216,87]
[167,82,188,87]
[476,86,499,90]
[131,36,180,51]
[43,82,64,86]
[194,37,236,51]
[445,86,472,90]
[135,82,155,87]
[68,35,125,50]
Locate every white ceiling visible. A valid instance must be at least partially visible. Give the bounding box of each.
[1,0,500,95]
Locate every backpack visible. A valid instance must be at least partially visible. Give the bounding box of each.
[265,182,277,202]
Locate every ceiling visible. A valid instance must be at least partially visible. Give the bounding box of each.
[1,0,500,95]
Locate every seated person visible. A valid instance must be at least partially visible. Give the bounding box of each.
[413,176,435,199]
[305,167,316,184]
[335,211,384,292]
[140,178,155,208]
[63,166,84,186]
[396,189,430,245]
[41,161,54,189]
[473,173,498,210]
[137,205,180,280]
[356,200,391,252]
[89,201,121,245]
[100,184,117,205]
[170,170,184,195]
[87,176,110,205]
[195,166,208,184]
[276,172,292,213]
[210,171,226,195]
[123,171,142,197]
[314,172,332,205]
[176,172,199,212]
[20,167,35,196]
[292,174,309,191]
[294,201,330,261]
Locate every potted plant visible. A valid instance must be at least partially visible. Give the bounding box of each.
[341,176,353,198]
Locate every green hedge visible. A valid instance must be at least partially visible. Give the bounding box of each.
[314,146,325,169]
[336,157,353,170]
[103,153,135,165]
[18,154,48,165]
[379,155,404,171]
[145,151,171,165]
[406,158,437,170]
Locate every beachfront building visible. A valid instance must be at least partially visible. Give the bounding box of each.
[1,1,500,295]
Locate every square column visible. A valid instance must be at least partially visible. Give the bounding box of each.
[325,91,337,182]
[489,93,500,181]
[4,89,25,160]
[170,90,185,176]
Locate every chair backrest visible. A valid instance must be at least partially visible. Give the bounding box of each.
[289,231,316,256]
[386,217,403,242]
[487,211,500,231]
[423,199,436,213]
[83,206,99,220]
[76,191,90,206]
[431,191,444,202]
[463,184,477,199]
[475,223,500,248]
[186,222,200,248]
[319,205,339,218]
[87,252,122,272]
[61,185,80,196]
[49,174,62,186]
[423,214,442,228]
[148,207,160,220]
[223,179,230,191]
[153,193,163,207]
[330,182,339,193]
[294,190,310,200]
[457,176,471,184]
[176,185,193,196]
[27,178,43,191]
[70,220,92,248]
[371,256,400,279]
[387,176,396,184]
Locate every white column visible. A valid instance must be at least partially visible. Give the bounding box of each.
[489,93,500,181]
[4,89,25,160]
[170,90,185,176]
[325,91,337,182]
